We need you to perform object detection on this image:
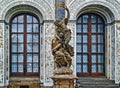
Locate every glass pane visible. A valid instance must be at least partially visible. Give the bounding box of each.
[76,55,81,63]
[27,44,32,52]
[92,44,96,52]
[27,34,32,42]
[18,15,24,23]
[98,65,103,72]
[77,35,81,43]
[92,35,96,43]
[33,54,39,62]
[18,34,23,42]
[76,64,81,72]
[83,64,88,72]
[98,35,103,43]
[77,17,82,23]
[76,44,82,52]
[33,24,39,32]
[18,64,23,72]
[12,17,17,23]
[98,17,103,23]
[98,44,103,52]
[18,44,23,52]
[33,63,38,72]
[91,15,96,23]
[92,64,96,72]
[83,35,88,43]
[33,44,38,52]
[33,34,38,42]
[33,17,38,23]
[83,44,88,52]
[12,54,17,62]
[18,24,23,32]
[11,34,17,42]
[27,15,32,23]
[92,25,96,32]
[98,55,103,63]
[18,54,23,62]
[12,24,17,32]
[77,25,82,32]
[27,63,32,72]
[12,63,17,72]
[27,24,32,32]
[83,24,88,32]
[92,55,96,63]
[98,24,103,32]
[27,54,32,62]
[83,15,88,23]
[83,55,88,63]
[12,44,17,52]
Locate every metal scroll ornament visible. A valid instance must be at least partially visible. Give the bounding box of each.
[51,6,74,75]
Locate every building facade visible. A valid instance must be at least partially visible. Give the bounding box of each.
[0,0,120,87]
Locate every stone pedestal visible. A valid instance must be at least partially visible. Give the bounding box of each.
[51,75,78,88]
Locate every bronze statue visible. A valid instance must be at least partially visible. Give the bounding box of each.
[51,6,74,74]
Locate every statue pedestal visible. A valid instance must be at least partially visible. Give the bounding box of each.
[51,75,78,88]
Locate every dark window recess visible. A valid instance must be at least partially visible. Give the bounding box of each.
[20,85,29,88]
[10,14,40,76]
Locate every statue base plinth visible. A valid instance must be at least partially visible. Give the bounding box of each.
[51,75,78,88]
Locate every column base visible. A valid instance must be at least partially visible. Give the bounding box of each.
[51,75,78,88]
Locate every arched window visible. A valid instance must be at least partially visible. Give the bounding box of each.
[76,13,105,76]
[10,14,40,76]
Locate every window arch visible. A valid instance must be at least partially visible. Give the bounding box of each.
[10,13,40,76]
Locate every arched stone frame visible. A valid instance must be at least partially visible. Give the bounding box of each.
[68,0,119,82]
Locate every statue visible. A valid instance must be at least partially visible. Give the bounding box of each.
[51,6,74,75]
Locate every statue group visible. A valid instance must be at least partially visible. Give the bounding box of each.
[51,6,74,75]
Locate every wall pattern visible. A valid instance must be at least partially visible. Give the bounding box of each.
[0,23,3,84]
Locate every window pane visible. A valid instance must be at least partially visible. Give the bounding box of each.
[27,24,32,32]
[92,25,96,32]
[77,35,81,43]
[33,34,38,42]
[12,44,17,52]
[18,24,23,32]
[83,64,88,72]
[33,44,38,52]
[83,44,88,52]
[92,35,96,43]
[98,65,103,72]
[98,24,103,32]
[76,55,81,63]
[98,17,103,23]
[12,24,17,32]
[77,17,82,23]
[92,44,96,52]
[12,54,17,62]
[76,44,82,52]
[27,63,32,72]
[27,54,32,62]
[98,35,103,43]
[91,15,96,23]
[12,64,17,72]
[33,17,38,23]
[83,35,88,43]
[12,17,17,23]
[33,54,39,62]
[83,55,88,63]
[98,44,103,52]
[76,64,81,72]
[92,64,96,72]
[18,54,23,62]
[18,15,24,23]
[92,55,96,63]
[83,24,88,32]
[98,55,103,63]
[33,63,38,72]
[33,24,39,32]
[83,15,88,23]
[27,34,32,42]
[18,34,23,42]
[18,64,23,72]
[18,44,23,52]
[27,44,32,52]
[11,34,17,42]
[27,15,32,23]
[77,25,82,32]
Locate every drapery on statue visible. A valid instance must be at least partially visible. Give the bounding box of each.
[51,6,74,75]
